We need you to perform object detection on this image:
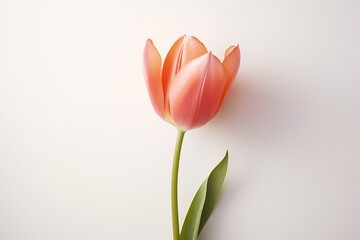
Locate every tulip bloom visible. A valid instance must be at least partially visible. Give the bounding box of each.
[143,35,240,131]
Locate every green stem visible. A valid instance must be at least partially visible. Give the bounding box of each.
[171,129,185,240]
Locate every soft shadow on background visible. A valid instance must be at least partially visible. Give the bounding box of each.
[199,70,303,238]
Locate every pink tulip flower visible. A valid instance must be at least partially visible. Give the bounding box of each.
[143,35,240,131]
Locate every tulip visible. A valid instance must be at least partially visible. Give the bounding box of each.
[143,35,240,131]
[142,35,240,240]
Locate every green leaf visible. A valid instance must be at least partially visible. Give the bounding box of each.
[180,151,229,240]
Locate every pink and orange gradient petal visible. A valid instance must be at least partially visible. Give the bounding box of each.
[162,36,208,95]
[169,53,227,130]
[180,36,208,66]
[161,36,185,96]
[143,39,165,119]
[216,45,241,111]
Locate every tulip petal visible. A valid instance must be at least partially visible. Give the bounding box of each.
[162,36,208,97]
[161,36,185,96]
[143,39,165,119]
[217,45,240,111]
[181,36,208,66]
[169,53,227,130]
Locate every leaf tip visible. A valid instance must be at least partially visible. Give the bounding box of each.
[223,150,229,166]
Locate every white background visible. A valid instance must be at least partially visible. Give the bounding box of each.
[1,0,360,239]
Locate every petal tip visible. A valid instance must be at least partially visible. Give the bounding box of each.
[224,44,240,60]
[145,39,156,49]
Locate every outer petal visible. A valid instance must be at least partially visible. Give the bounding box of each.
[169,53,227,130]
[216,45,241,112]
[143,39,165,119]
[162,36,208,98]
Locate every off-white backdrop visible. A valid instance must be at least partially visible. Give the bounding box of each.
[1,0,359,239]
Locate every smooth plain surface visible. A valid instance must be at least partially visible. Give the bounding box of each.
[1,0,360,239]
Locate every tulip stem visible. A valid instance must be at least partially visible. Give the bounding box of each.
[171,129,185,240]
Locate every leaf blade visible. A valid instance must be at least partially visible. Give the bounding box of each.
[199,151,228,234]
[180,181,208,240]
[180,151,229,240]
